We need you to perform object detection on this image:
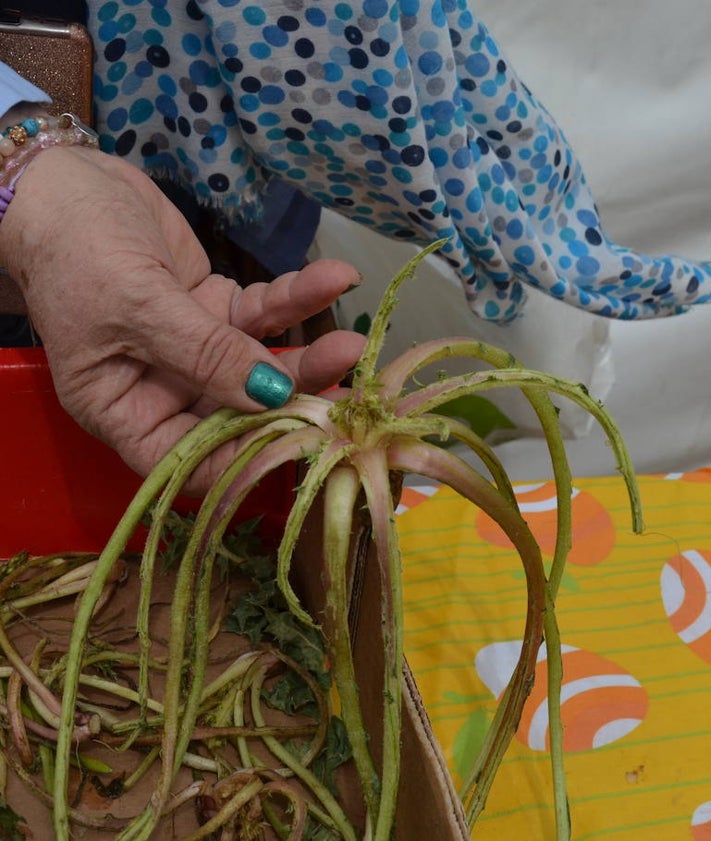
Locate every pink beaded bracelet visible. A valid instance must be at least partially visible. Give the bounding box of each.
[0,113,99,222]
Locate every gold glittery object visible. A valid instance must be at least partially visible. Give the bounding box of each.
[7,125,27,146]
[0,114,99,204]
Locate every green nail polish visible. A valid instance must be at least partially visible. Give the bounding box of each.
[246,362,293,408]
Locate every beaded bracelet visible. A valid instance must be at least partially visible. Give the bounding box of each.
[0,113,99,222]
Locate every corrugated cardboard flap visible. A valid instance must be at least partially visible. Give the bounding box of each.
[292,490,470,840]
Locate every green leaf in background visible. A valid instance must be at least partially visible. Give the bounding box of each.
[352,312,372,336]
[452,708,492,781]
[432,394,516,442]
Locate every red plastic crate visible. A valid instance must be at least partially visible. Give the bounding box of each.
[0,347,294,557]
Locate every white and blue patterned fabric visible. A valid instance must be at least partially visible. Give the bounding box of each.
[89,0,711,322]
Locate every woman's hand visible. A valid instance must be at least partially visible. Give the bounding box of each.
[0,145,365,491]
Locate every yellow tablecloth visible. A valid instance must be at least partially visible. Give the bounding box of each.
[396,469,711,840]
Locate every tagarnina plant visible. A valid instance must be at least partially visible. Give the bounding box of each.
[49,239,642,841]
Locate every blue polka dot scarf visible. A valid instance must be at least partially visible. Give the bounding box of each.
[90,0,711,322]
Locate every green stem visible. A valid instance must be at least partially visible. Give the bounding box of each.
[322,467,380,828]
[0,552,98,604]
[200,652,261,705]
[385,436,546,826]
[388,350,579,832]
[135,414,307,730]
[436,415,518,507]
[120,515,206,839]
[268,648,331,768]
[378,337,577,595]
[77,674,164,714]
[176,424,321,767]
[0,622,62,723]
[126,421,309,838]
[39,742,54,794]
[249,666,358,841]
[180,778,264,841]
[278,440,354,625]
[122,746,160,791]
[171,537,216,776]
[53,408,242,841]
[379,338,627,595]
[398,368,642,535]
[353,449,404,841]
[132,416,301,723]
[1,563,98,618]
[543,584,570,841]
[232,687,254,770]
[351,238,448,392]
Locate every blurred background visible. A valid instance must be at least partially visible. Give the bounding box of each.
[316,0,711,480]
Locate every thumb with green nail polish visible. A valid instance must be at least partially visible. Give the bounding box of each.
[245,362,294,409]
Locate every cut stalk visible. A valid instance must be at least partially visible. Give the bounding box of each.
[543,586,570,841]
[322,466,380,828]
[0,242,640,841]
[386,436,547,823]
[352,448,404,841]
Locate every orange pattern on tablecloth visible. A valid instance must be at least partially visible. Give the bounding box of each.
[396,470,711,840]
[475,481,616,566]
[395,484,439,515]
[475,642,648,752]
[661,549,711,666]
[692,801,711,840]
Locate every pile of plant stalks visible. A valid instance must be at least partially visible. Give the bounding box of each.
[0,241,642,840]
[0,529,360,841]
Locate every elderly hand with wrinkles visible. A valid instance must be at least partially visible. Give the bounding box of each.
[0,144,365,492]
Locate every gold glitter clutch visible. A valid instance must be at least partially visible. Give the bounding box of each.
[0,15,93,125]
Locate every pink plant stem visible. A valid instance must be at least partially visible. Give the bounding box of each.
[6,669,32,766]
[386,436,547,822]
[353,448,405,841]
[0,700,94,745]
[0,622,64,722]
[322,465,380,829]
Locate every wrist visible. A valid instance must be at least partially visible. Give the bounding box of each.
[0,105,50,314]
[0,112,98,221]
[0,110,97,314]
[0,143,107,308]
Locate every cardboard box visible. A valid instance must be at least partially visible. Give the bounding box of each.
[291,487,471,840]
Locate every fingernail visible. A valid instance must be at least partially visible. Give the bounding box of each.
[344,273,364,294]
[246,362,294,408]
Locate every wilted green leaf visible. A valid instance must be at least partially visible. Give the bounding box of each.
[432,394,516,442]
[0,799,27,841]
[310,717,353,795]
[262,670,318,718]
[265,611,327,679]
